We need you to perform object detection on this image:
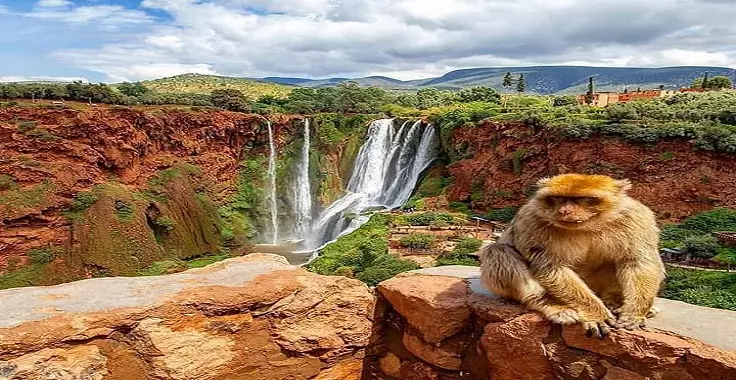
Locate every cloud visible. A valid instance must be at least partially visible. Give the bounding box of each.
[24,3,152,27]
[28,0,736,80]
[36,0,73,8]
[1,75,89,83]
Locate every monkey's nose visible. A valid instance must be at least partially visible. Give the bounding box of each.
[558,209,573,216]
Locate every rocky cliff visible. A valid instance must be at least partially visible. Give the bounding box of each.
[446,121,736,221]
[1,255,734,380]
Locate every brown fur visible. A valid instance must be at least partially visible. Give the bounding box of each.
[480,174,665,338]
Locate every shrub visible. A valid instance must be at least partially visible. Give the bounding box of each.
[486,207,518,223]
[449,201,470,214]
[399,233,436,249]
[0,175,16,191]
[16,121,37,132]
[663,266,736,310]
[356,255,420,286]
[154,216,175,231]
[453,238,483,255]
[683,235,721,259]
[28,248,57,264]
[114,200,135,221]
[406,212,457,226]
[70,192,98,211]
[437,253,480,267]
[659,151,675,160]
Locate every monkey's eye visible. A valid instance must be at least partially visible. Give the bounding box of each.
[579,197,601,205]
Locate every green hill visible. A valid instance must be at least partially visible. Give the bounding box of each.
[141,73,293,100]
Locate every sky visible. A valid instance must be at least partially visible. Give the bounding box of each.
[1,0,735,83]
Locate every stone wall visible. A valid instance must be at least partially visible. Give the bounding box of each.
[1,255,735,379]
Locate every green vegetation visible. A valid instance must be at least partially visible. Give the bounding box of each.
[0,174,16,191]
[660,208,736,259]
[437,238,483,266]
[0,263,47,290]
[114,200,135,221]
[0,180,55,216]
[399,233,437,249]
[141,74,292,99]
[693,75,733,90]
[486,207,518,223]
[28,247,60,264]
[394,211,466,227]
[138,251,233,276]
[307,214,420,286]
[219,158,265,246]
[663,266,736,311]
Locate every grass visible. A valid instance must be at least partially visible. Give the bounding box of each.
[0,180,55,216]
[0,263,47,290]
[662,266,736,311]
[137,252,233,276]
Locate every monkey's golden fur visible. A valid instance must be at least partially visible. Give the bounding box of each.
[480,174,665,337]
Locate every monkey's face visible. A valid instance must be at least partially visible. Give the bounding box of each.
[541,195,605,228]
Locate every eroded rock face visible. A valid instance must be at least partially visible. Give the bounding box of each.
[0,254,376,380]
[375,267,736,380]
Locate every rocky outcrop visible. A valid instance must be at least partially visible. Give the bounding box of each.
[374,267,736,380]
[2,256,735,379]
[447,121,736,221]
[0,254,376,379]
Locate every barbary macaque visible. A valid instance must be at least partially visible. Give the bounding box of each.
[480,174,665,338]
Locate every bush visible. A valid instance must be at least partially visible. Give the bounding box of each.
[453,238,483,255]
[154,216,175,231]
[356,255,420,286]
[437,253,480,266]
[70,191,98,211]
[683,235,721,259]
[406,212,457,226]
[114,200,135,221]
[399,233,436,249]
[28,248,57,264]
[0,175,16,191]
[486,207,518,222]
[449,201,470,214]
[663,266,736,310]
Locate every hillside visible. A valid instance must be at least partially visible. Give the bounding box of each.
[261,65,736,94]
[141,73,293,99]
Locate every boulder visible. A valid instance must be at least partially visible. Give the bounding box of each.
[0,254,376,380]
[374,266,736,380]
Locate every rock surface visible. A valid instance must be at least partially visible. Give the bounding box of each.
[2,258,735,380]
[0,254,376,379]
[375,266,736,380]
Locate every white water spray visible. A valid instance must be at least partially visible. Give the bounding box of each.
[292,118,313,239]
[266,120,279,244]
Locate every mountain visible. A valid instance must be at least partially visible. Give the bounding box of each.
[142,73,293,99]
[260,66,736,94]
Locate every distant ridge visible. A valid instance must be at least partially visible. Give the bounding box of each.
[259,65,736,94]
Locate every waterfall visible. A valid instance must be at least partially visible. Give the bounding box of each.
[292,118,313,239]
[307,118,439,250]
[266,120,279,244]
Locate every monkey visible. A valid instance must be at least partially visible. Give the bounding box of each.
[479,173,665,338]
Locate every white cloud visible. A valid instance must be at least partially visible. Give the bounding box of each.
[36,0,73,8]
[39,0,736,80]
[0,75,89,83]
[25,4,152,26]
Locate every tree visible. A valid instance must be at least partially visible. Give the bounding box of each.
[714,247,736,271]
[415,88,455,109]
[210,89,249,111]
[118,82,150,97]
[693,75,733,90]
[516,74,526,94]
[456,86,501,103]
[552,95,578,107]
[585,76,595,105]
[502,72,513,108]
[708,76,733,90]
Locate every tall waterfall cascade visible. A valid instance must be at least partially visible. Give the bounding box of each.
[292,119,313,239]
[266,120,279,244]
[308,118,439,250]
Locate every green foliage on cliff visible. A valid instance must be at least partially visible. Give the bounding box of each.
[660,208,736,259]
[663,266,736,311]
[219,158,265,245]
[399,233,437,249]
[307,214,420,286]
[437,238,483,267]
[486,207,518,223]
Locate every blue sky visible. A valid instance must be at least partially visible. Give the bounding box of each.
[1,0,735,83]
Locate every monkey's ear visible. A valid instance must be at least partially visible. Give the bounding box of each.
[616,179,632,193]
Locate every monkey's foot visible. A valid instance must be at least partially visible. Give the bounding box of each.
[546,309,580,324]
[583,321,612,340]
[616,313,647,330]
[646,306,660,318]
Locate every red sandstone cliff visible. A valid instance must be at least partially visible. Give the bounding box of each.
[447,121,736,220]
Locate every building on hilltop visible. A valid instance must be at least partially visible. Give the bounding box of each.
[577,87,707,107]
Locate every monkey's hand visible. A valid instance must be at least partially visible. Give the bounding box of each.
[614,312,647,330]
[580,309,618,339]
